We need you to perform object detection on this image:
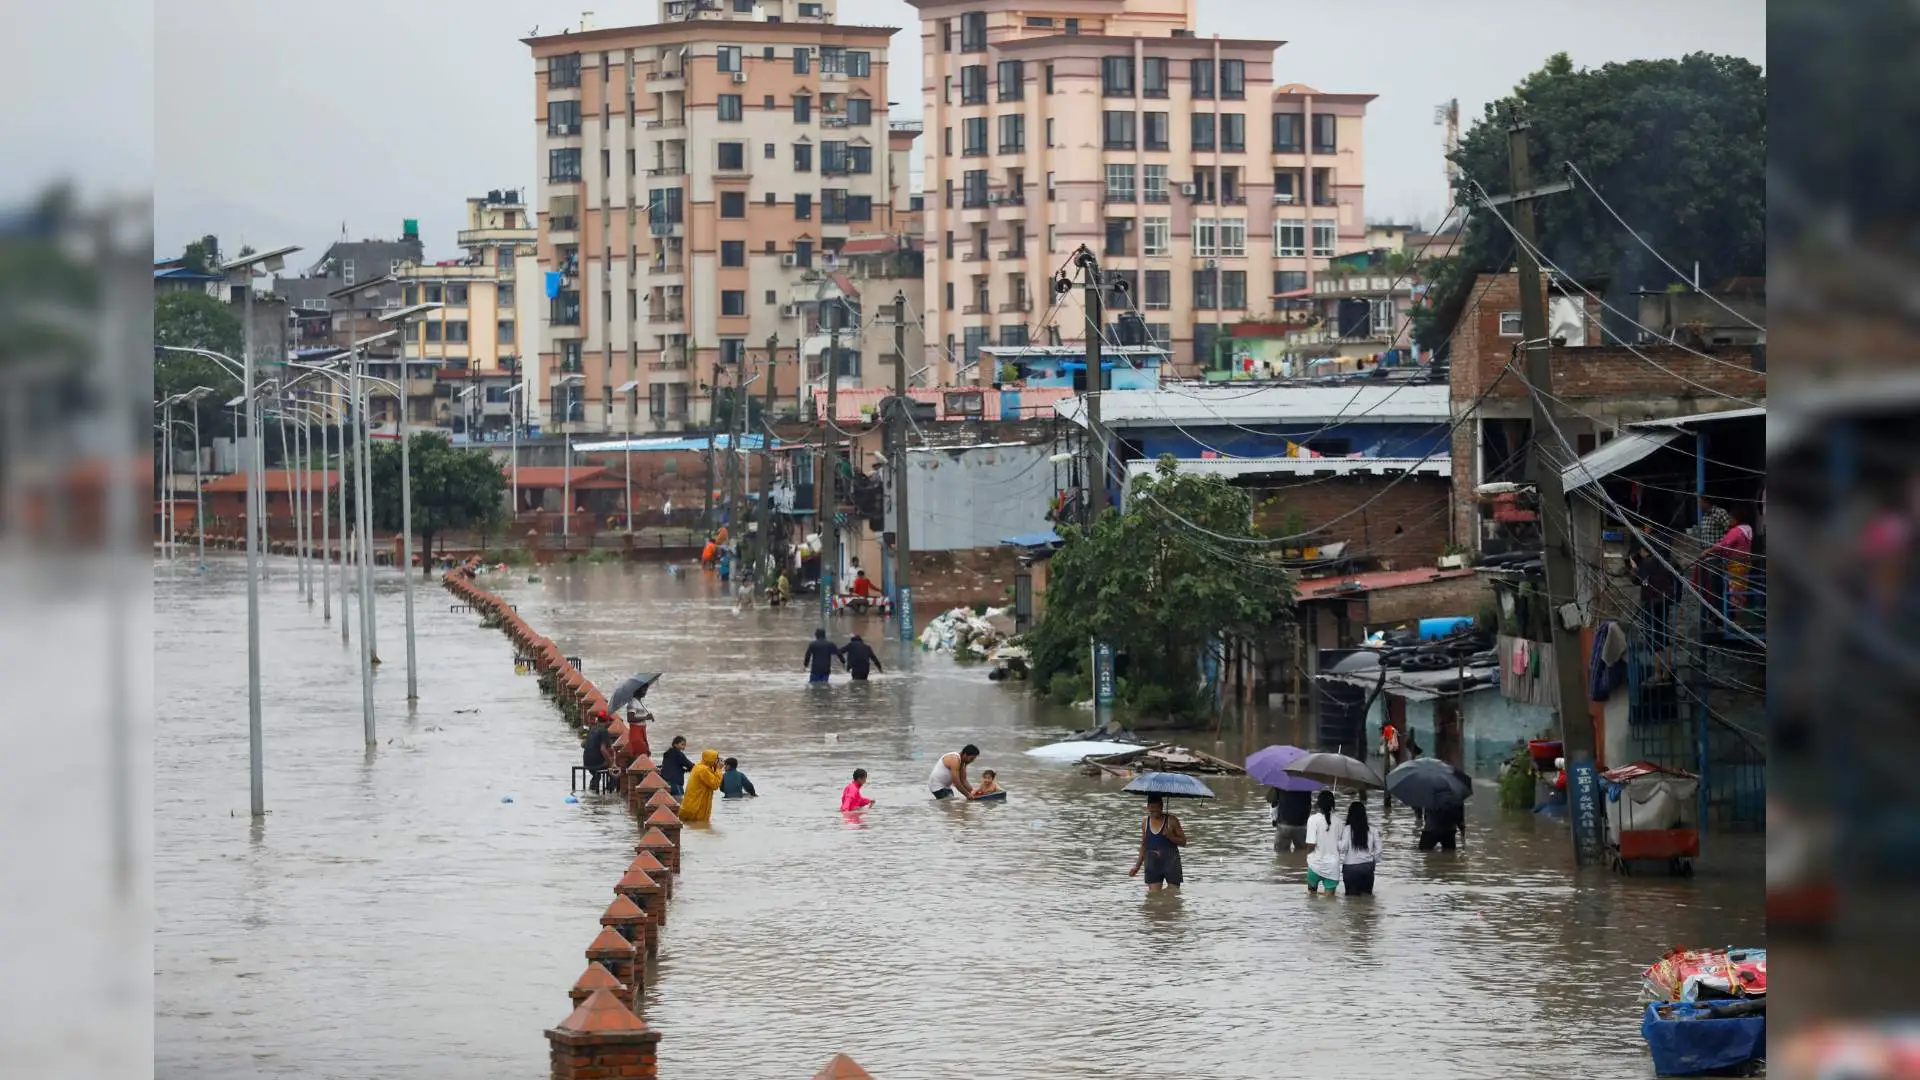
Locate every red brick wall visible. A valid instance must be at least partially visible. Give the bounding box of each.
[1250,476,1452,570]
[1364,573,1492,626]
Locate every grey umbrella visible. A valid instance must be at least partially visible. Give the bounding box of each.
[607,672,663,713]
[1385,758,1474,812]
[1282,751,1387,790]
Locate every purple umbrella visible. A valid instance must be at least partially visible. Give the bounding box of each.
[1244,745,1325,792]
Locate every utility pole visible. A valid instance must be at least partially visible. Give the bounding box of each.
[1504,108,1600,868]
[820,303,843,623]
[1077,248,1107,527]
[728,349,748,542]
[890,292,913,642]
[755,334,780,579]
[704,367,722,535]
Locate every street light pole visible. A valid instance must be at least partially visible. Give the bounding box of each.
[189,397,206,568]
[506,384,523,523]
[158,400,174,560]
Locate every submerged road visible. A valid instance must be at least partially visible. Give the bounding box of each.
[158,558,1762,1078]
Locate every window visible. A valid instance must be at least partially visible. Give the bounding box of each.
[944,281,955,310]
[794,142,813,171]
[1220,58,1245,99]
[1499,311,1524,337]
[549,53,581,88]
[718,94,743,121]
[1312,218,1336,257]
[1221,114,1245,153]
[793,95,812,122]
[1274,270,1307,295]
[717,46,742,73]
[1101,56,1134,97]
[446,320,470,342]
[793,47,811,74]
[1194,219,1217,256]
[721,338,748,366]
[1276,219,1305,256]
[1144,269,1171,308]
[794,240,813,267]
[1102,110,1135,149]
[1047,225,1057,252]
[1144,111,1170,151]
[943,126,953,155]
[1105,163,1135,201]
[548,98,582,134]
[1064,17,1079,33]
[940,19,953,52]
[1143,56,1169,98]
[1190,113,1215,151]
[1025,15,1053,26]
[795,192,812,219]
[649,384,668,418]
[717,141,745,170]
[736,0,755,11]
[764,142,776,159]
[847,50,871,77]
[963,326,989,365]
[847,98,871,125]
[1372,298,1396,336]
[1273,113,1303,153]
[447,284,469,304]
[1008,168,1025,198]
[499,282,514,303]
[1189,58,1214,98]
[961,65,987,104]
[423,321,441,343]
[1219,219,1246,256]
[1045,118,1054,147]
[821,140,847,172]
[821,46,845,73]
[997,60,1024,101]
[849,146,873,173]
[1104,218,1132,257]
[1044,63,1054,94]
[1193,270,1218,309]
[962,117,987,156]
[721,240,745,267]
[1143,217,1169,256]
[1221,166,1241,203]
[1273,169,1299,204]
[960,11,986,51]
[1144,165,1169,202]
[721,191,747,218]
[998,113,1025,153]
[1220,270,1247,309]
[1046,171,1055,201]
[549,148,582,180]
[721,290,746,317]
[1312,113,1337,153]
[603,147,612,176]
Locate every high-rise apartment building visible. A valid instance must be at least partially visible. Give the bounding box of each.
[526,3,907,435]
[908,0,1372,378]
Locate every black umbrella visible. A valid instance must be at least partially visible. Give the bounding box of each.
[1385,758,1474,812]
[607,672,664,712]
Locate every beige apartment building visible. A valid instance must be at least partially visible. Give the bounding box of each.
[909,0,1372,378]
[397,191,543,442]
[525,3,913,436]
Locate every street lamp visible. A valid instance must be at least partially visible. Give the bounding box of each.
[504,384,525,519]
[378,303,441,704]
[615,379,639,533]
[556,372,585,547]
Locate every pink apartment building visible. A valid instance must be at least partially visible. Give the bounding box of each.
[909,0,1372,379]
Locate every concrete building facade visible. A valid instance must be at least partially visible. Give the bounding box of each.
[907,0,1372,380]
[525,3,911,437]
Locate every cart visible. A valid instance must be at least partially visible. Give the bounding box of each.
[1603,761,1700,876]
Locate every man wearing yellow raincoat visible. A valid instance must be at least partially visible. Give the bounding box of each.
[679,749,724,823]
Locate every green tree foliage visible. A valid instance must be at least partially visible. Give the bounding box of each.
[1414,52,1766,352]
[154,292,246,438]
[181,234,221,274]
[338,432,507,574]
[1029,456,1294,720]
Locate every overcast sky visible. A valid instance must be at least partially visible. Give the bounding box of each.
[120,0,1764,263]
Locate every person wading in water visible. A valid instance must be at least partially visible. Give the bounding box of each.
[803,629,842,684]
[927,744,979,800]
[841,634,883,681]
[1128,793,1188,893]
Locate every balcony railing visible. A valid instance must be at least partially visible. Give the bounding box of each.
[647,308,686,323]
[962,304,987,315]
[998,298,1032,313]
[645,117,687,129]
[647,166,685,177]
[550,216,578,231]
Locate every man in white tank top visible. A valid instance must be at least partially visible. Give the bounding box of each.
[927,744,980,800]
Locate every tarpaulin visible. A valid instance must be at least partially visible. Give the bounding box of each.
[1641,1000,1765,1077]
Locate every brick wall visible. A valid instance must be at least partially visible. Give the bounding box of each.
[908,546,1024,607]
[1364,574,1492,627]
[1249,476,1452,570]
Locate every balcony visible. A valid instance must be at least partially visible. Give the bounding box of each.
[646,166,685,177]
[648,259,685,276]
[962,304,987,315]
[549,215,578,232]
[1222,194,1247,205]
[645,116,687,130]
[998,298,1032,313]
[998,249,1026,261]
[656,347,689,370]
[1144,190,1171,204]
[645,68,685,84]
[647,307,686,324]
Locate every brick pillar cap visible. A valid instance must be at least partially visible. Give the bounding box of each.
[546,988,658,1045]
[645,790,680,810]
[602,894,644,921]
[586,927,637,959]
[644,807,681,827]
[573,961,626,995]
[629,850,670,876]
[636,827,675,849]
[814,1053,875,1079]
[616,867,663,891]
[627,755,656,774]
[636,772,670,793]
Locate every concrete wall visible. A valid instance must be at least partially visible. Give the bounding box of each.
[900,441,1053,550]
[1367,690,1556,780]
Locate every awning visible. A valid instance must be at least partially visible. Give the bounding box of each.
[1559,430,1680,491]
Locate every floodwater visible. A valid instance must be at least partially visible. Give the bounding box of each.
[157,558,1764,1079]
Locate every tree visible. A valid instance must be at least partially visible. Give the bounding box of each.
[1029,456,1294,721]
[338,433,508,575]
[154,291,246,439]
[181,234,221,274]
[1414,51,1766,351]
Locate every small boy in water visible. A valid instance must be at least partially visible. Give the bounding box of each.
[840,768,875,810]
[720,757,758,799]
[971,770,1004,798]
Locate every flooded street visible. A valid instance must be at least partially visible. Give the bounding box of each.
[158,558,1763,1079]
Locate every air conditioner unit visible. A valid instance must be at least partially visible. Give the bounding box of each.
[780,253,799,268]
[1179,183,1197,196]
[731,71,749,84]
[1274,192,1295,204]
[780,303,802,317]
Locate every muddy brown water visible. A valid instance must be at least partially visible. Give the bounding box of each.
[157,559,1763,1079]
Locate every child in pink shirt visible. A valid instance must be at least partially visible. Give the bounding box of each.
[840,769,875,811]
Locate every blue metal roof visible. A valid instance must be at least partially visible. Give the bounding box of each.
[1001,530,1063,548]
[571,434,772,453]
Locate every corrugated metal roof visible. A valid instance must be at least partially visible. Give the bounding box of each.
[1296,567,1477,598]
[1124,456,1449,480]
[1056,384,1450,428]
[1559,430,1680,491]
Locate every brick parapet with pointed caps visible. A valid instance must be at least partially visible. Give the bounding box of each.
[545,988,661,1080]
[585,927,641,1011]
[814,1053,876,1079]
[570,961,627,1008]
[628,849,674,900]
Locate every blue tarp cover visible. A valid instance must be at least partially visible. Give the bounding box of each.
[1641,1001,1765,1077]
[1001,531,1062,548]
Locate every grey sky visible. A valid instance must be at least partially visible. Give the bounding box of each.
[130,0,1764,263]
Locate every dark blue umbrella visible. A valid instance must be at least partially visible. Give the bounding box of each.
[606,672,663,712]
[1121,772,1216,799]
[1244,745,1324,792]
[1385,758,1473,812]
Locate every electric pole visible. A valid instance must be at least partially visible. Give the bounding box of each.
[726,349,745,543]
[755,334,779,580]
[703,365,721,535]
[890,292,913,641]
[1077,247,1107,527]
[820,303,843,622]
[1504,108,1600,867]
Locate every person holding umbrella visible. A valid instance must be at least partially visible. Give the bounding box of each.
[1305,790,1343,895]
[1245,745,1322,854]
[1128,793,1188,893]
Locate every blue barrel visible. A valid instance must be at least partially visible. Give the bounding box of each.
[1418,616,1474,640]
